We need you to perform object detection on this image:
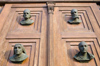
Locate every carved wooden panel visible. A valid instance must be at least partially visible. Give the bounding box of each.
[0,3,100,66]
[64,38,100,66]
[0,4,47,66]
[58,6,100,33]
[7,39,39,66]
[51,3,100,66]
[6,8,44,38]
[0,0,100,2]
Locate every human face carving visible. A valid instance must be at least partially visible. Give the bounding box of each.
[79,42,88,53]
[23,9,30,19]
[71,9,78,18]
[14,44,23,55]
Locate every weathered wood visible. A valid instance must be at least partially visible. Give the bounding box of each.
[52,3,100,66]
[47,2,55,66]
[0,6,3,13]
[0,4,12,32]
[0,3,100,66]
[0,0,100,2]
[0,3,48,66]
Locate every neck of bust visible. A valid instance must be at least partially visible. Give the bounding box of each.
[80,52,88,58]
[24,18,30,21]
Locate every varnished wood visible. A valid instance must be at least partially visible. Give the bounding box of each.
[0,6,3,13]
[0,0,100,2]
[0,3,100,66]
[52,3,100,66]
[0,3,48,66]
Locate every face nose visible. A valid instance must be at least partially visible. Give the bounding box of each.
[17,47,18,50]
[16,48,18,51]
[16,47,19,51]
[83,46,85,48]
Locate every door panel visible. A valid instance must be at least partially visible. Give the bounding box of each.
[0,3,100,66]
[7,39,39,66]
[52,3,100,66]
[0,4,47,66]
[65,39,100,66]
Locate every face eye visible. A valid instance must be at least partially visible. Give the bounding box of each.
[80,45,83,47]
[15,47,17,49]
[18,47,21,49]
[84,45,87,47]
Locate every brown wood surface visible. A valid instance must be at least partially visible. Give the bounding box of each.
[0,0,100,2]
[53,3,100,66]
[0,3,48,66]
[0,3,100,66]
[0,6,3,13]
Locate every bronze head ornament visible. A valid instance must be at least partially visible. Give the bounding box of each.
[9,44,28,63]
[68,9,82,24]
[20,9,34,25]
[74,41,95,62]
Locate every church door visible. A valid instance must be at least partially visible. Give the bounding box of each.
[0,3,100,66]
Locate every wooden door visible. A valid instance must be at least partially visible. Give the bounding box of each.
[0,3,48,66]
[0,3,100,66]
[51,3,100,66]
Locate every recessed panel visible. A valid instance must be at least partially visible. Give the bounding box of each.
[64,13,85,30]
[7,43,36,66]
[9,10,42,33]
[59,7,98,32]
[66,41,99,66]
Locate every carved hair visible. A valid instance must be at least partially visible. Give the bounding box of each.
[14,44,26,55]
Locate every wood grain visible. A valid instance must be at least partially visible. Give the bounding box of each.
[0,0,100,2]
[0,3,100,66]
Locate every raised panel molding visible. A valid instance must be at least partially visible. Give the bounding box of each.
[6,8,45,39]
[7,39,40,66]
[63,38,100,66]
[0,3,47,66]
[59,7,99,32]
[0,3,100,66]
[52,3,100,66]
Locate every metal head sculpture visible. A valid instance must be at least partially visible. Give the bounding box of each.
[68,9,81,24]
[23,9,31,19]
[71,9,79,19]
[79,41,88,53]
[74,41,95,62]
[9,44,28,63]
[20,9,34,25]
